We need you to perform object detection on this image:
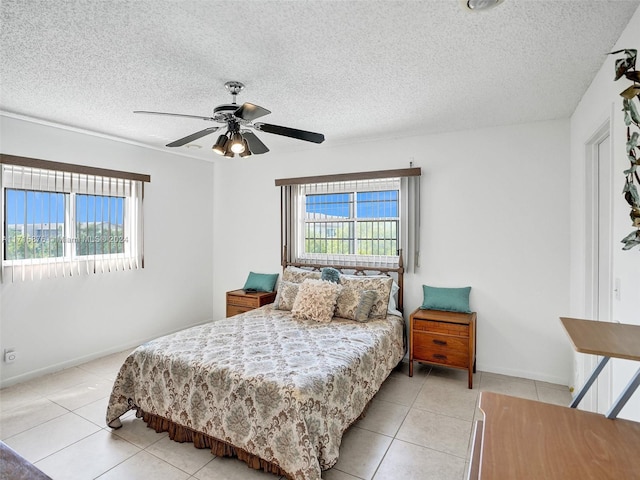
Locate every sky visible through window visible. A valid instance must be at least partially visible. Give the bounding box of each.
[305,191,398,218]
[5,190,65,225]
[5,190,123,225]
[4,189,126,260]
[305,190,399,256]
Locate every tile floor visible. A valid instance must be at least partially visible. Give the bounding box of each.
[0,351,572,480]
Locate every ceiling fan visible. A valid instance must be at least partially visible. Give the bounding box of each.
[134,81,325,157]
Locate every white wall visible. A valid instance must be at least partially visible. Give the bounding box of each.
[0,115,214,387]
[213,119,572,384]
[569,7,640,421]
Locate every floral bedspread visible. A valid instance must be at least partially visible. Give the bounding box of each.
[106,306,404,480]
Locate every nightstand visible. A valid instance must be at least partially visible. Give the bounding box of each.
[226,289,277,317]
[409,308,477,388]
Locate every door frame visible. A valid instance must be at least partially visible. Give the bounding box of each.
[581,119,613,412]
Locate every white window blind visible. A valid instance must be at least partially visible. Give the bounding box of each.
[277,168,421,271]
[1,158,148,282]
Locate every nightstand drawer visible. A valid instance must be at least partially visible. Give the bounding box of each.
[227,294,260,308]
[413,319,469,337]
[413,334,469,368]
[226,304,253,317]
[414,331,469,353]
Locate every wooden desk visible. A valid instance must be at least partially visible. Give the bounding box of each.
[560,316,640,418]
[468,392,640,479]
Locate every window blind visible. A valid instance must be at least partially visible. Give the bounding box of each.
[1,160,147,282]
[277,168,421,271]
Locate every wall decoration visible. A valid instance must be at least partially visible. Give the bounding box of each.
[610,49,640,250]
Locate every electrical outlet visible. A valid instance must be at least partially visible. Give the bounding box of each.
[4,349,17,363]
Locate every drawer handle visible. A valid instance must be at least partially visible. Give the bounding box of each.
[433,354,447,360]
[433,339,447,346]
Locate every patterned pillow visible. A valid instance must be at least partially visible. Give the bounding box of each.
[292,279,342,323]
[273,281,300,311]
[282,266,322,284]
[335,289,377,322]
[337,275,393,319]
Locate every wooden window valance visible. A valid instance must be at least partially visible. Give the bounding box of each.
[275,167,420,187]
[0,154,151,183]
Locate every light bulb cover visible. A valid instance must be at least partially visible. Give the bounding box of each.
[212,135,229,155]
[239,139,252,157]
[230,133,245,153]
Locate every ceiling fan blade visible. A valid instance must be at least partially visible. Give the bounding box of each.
[254,122,325,144]
[134,110,215,121]
[234,103,271,122]
[166,126,220,147]
[242,131,270,154]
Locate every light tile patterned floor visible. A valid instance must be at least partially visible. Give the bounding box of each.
[0,352,572,480]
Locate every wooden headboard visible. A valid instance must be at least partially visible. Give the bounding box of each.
[282,247,405,313]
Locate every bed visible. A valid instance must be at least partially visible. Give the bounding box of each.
[106,262,405,480]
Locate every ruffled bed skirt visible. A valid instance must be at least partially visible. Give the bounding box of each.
[136,400,372,480]
[139,409,290,478]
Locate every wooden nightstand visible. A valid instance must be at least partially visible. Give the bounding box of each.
[226,289,277,317]
[409,308,477,388]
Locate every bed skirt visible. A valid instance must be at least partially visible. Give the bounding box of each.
[139,409,290,477]
[136,399,372,480]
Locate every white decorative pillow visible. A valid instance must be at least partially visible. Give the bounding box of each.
[292,279,342,323]
[337,275,393,319]
[282,266,322,284]
[388,281,402,316]
[335,289,377,322]
[274,281,300,311]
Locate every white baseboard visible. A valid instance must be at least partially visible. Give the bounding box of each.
[0,318,212,389]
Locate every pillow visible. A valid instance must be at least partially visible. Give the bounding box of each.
[243,272,279,292]
[388,281,402,316]
[321,267,341,284]
[337,275,393,319]
[273,281,300,311]
[292,279,342,323]
[420,285,471,313]
[282,266,322,284]
[335,289,377,322]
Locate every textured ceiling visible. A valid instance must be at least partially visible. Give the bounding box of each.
[1,0,639,161]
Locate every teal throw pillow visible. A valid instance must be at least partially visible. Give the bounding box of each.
[243,272,279,292]
[420,285,471,313]
[321,267,341,283]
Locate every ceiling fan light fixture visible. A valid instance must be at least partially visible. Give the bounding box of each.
[212,134,229,155]
[229,132,245,154]
[239,139,252,157]
[460,0,505,11]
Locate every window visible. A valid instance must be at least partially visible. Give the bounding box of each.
[75,194,126,256]
[5,189,66,260]
[304,188,399,257]
[277,168,421,270]
[1,155,150,282]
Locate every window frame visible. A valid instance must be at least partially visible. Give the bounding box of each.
[3,189,131,265]
[301,184,401,263]
[277,167,421,270]
[0,154,150,281]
